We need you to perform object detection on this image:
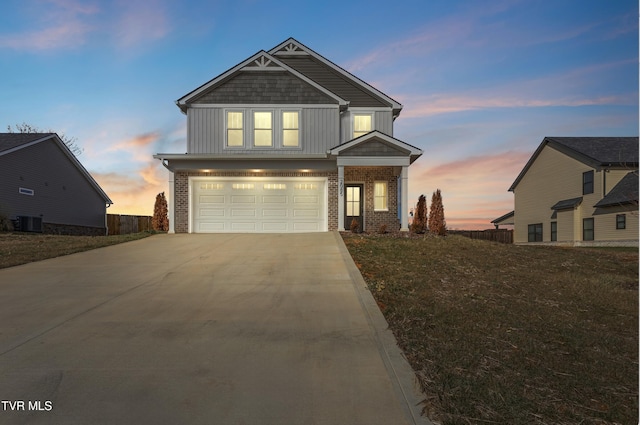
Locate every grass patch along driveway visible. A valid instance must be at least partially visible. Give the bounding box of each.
[342,233,638,425]
[0,232,153,269]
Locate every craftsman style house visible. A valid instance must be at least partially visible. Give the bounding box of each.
[0,133,112,235]
[155,38,422,233]
[499,136,638,246]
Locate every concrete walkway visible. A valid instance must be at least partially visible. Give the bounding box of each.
[0,232,429,425]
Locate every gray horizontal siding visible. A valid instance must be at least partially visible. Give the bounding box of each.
[187,107,339,154]
[0,140,106,228]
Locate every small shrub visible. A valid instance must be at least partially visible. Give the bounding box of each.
[411,194,427,233]
[378,224,388,234]
[0,208,13,232]
[350,218,360,233]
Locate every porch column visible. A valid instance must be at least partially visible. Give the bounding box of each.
[400,165,409,232]
[338,165,345,231]
[168,171,175,234]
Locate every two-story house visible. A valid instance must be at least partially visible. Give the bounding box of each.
[154,38,422,233]
[496,136,638,245]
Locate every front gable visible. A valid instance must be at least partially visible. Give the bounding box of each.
[330,131,422,164]
[177,51,346,112]
[270,39,403,115]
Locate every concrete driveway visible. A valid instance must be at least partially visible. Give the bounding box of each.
[0,232,429,425]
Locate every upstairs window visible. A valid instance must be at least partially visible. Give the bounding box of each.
[582,170,594,195]
[226,111,244,147]
[282,111,299,147]
[254,111,273,147]
[374,181,388,211]
[353,114,372,138]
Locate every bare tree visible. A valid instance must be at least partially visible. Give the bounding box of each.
[7,122,82,156]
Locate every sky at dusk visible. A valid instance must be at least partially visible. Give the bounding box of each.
[1,0,637,229]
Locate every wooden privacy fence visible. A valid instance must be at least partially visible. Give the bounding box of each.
[451,229,514,244]
[107,214,152,235]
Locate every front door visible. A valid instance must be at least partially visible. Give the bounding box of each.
[345,184,363,232]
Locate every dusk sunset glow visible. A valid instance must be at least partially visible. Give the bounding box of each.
[1,0,636,229]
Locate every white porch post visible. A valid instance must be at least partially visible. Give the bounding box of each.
[168,171,175,234]
[338,165,345,231]
[400,166,409,232]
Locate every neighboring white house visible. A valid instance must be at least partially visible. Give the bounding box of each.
[154,38,422,233]
[495,136,638,246]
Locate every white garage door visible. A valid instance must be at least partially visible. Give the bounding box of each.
[191,177,327,233]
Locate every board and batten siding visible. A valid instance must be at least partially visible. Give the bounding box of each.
[187,107,339,154]
[340,110,394,144]
[514,145,604,243]
[0,140,107,228]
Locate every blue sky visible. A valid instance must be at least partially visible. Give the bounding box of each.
[1,0,637,229]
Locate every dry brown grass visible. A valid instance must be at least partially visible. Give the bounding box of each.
[343,233,638,425]
[0,232,153,269]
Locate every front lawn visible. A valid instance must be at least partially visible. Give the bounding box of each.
[0,232,154,269]
[342,233,638,425]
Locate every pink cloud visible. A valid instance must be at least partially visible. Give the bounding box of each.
[93,162,168,216]
[407,151,529,229]
[0,0,98,50]
[112,0,169,48]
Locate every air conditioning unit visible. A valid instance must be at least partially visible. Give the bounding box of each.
[17,216,43,233]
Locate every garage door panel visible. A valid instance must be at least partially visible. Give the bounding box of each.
[231,209,256,217]
[199,195,225,204]
[262,195,288,204]
[193,178,325,233]
[262,222,288,231]
[263,209,288,217]
[231,195,256,204]
[293,209,319,218]
[200,209,225,217]
[294,195,319,204]
[231,222,256,231]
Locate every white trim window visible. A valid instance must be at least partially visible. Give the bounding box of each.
[254,111,273,147]
[226,111,244,147]
[282,111,299,147]
[374,181,388,211]
[353,114,372,138]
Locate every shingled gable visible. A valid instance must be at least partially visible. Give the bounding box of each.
[175,51,347,113]
[509,136,639,191]
[329,131,422,163]
[269,38,403,117]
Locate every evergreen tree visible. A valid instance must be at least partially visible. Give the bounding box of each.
[152,192,169,231]
[411,194,427,234]
[428,189,447,236]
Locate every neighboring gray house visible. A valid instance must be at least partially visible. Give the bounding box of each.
[155,38,423,233]
[0,133,112,235]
